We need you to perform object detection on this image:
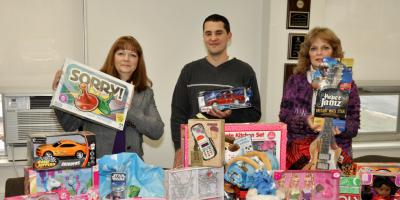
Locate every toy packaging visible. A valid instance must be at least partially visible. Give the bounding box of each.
[198,87,252,112]
[354,162,400,175]
[51,58,134,130]
[186,119,225,167]
[24,167,94,199]
[273,170,341,200]
[224,123,287,170]
[312,57,353,132]
[340,176,361,194]
[98,152,165,199]
[28,131,96,170]
[5,192,60,200]
[360,172,400,200]
[338,194,361,200]
[165,167,224,200]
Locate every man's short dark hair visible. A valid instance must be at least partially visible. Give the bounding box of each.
[203,14,230,33]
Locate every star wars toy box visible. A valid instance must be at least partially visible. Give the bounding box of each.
[198,87,252,112]
[313,57,353,132]
[273,170,341,200]
[24,167,96,199]
[181,122,287,169]
[27,131,96,170]
[183,119,225,167]
[360,171,400,200]
[165,167,224,200]
[51,58,134,131]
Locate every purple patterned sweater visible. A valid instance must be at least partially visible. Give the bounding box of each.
[279,73,360,156]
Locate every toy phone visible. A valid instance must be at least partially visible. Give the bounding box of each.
[191,123,217,160]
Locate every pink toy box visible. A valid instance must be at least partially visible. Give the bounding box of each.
[5,192,60,200]
[165,167,224,200]
[360,171,400,200]
[273,170,341,200]
[51,58,134,130]
[28,131,96,170]
[182,122,287,169]
[24,167,96,199]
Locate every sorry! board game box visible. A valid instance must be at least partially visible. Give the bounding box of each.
[51,58,134,130]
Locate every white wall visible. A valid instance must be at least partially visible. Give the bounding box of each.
[0,0,84,93]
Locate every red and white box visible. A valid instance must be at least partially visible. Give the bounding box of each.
[165,167,224,200]
[273,170,341,200]
[51,58,134,130]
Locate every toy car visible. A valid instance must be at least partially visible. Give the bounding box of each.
[36,140,89,159]
[207,92,245,107]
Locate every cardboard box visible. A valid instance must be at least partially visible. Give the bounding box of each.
[182,122,287,169]
[51,58,134,130]
[186,119,225,167]
[198,87,252,112]
[24,167,94,198]
[274,170,341,200]
[28,131,96,170]
[165,167,224,200]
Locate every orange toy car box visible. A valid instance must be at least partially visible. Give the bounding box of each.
[28,131,96,170]
[51,58,134,130]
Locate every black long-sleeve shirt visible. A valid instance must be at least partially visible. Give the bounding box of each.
[170,57,261,150]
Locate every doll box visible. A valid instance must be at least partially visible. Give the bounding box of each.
[28,131,96,170]
[360,171,400,199]
[185,119,225,167]
[51,58,134,130]
[24,167,94,198]
[273,170,341,200]
[5,192,60,200]
[165,167,224,200]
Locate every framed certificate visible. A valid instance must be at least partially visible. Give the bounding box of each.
[287,0,311,29]
[283,63,297,89]
[288,33,306,60]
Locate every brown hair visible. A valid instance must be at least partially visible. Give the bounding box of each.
[294,27,344,75]
[100,36,152,92]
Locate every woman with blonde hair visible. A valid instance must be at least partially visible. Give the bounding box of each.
[279,27,360,170]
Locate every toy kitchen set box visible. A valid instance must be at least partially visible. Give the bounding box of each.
[51,58,134,130]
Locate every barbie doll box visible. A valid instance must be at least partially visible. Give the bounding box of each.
[273,170,341,200]
[51,58,134,131]
[28,131,96,170]
[184,119,225,167]
[165,167,224,200]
